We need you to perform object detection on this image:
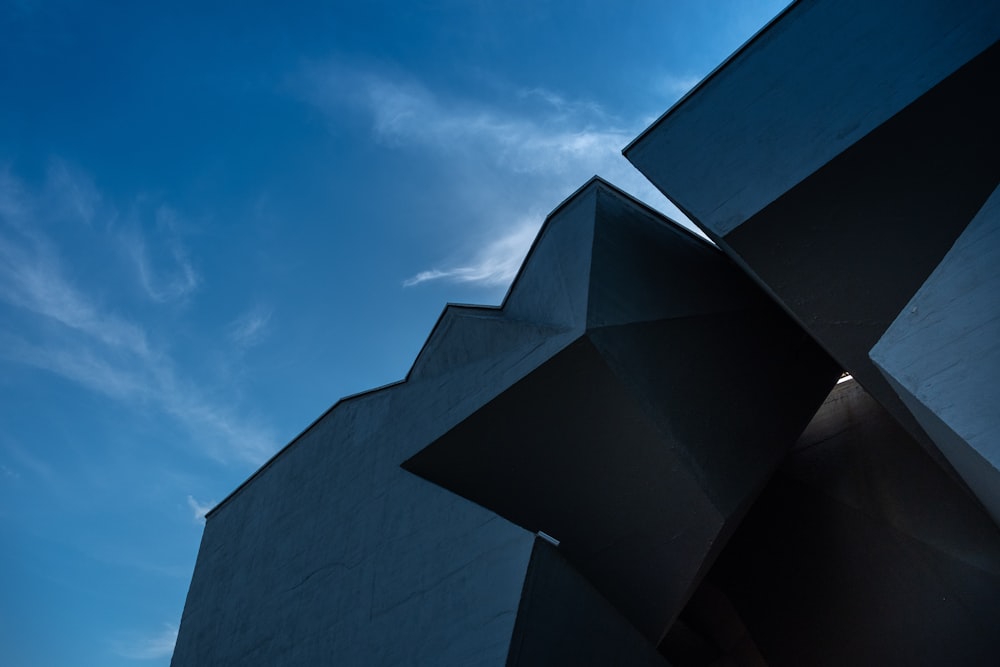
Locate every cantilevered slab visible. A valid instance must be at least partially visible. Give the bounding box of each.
[625,0,1000,502]
[625,0,1000,235]
[404,179,840,642]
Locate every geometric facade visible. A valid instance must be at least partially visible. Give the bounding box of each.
[172,1,1000,663]
[402,181,839,642]
[625,0,1000,523]
[171,180,838,664]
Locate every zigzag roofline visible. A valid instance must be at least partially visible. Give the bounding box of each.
[207,176,704,518]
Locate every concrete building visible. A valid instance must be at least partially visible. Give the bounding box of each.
[625,0,1000,525]
[172,0,1000,664]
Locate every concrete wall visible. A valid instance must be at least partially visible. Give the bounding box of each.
[872,185,1000,522]
[170,385,538,666]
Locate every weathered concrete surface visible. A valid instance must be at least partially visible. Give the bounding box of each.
[668,380,1000,666]
[871,185,1000,522]
[405,180,840,642]
[170,384,538,666]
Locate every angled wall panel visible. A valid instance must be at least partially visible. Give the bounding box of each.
[871,185,1000,522]
[170,387,537,666]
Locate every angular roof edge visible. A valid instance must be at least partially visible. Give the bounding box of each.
[622,0,799,156]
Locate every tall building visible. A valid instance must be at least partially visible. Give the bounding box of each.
[171,1,1000,664]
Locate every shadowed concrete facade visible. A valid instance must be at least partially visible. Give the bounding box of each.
[665,380,1000,666]
[173,0,999,663]
[626,0,1000,522]
[172,180,834,665]
[404,181,839,642]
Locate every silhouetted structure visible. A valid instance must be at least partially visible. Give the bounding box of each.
[172,0,1000,664]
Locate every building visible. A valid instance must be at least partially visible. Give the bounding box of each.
[171,1,1000,664]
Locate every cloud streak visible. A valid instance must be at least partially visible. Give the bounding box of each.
[403,217,538,288]
[0,232,151,357]
[112,624,178,660]
[359,76,635,180]
[187,495,215,523]
[0,164,276,465]
[123,206,200,304]
[657,73,703,101]
[228,305,272,349]
[45,160,103,226]
[301,64,696,290]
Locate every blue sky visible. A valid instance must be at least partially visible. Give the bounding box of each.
[0,1,788,664]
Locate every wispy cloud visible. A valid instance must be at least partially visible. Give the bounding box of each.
[228,305,272,349]
[186,495,215,523]
[4,440,56,484]
[403,216,538,288]
[112,624,178,660]
[357,74,634,179]
[0,329,277,463]
[45,160,103,226]
[0,231,151,357]
[123,206,200,303]
[0,163,276,464]
[0,168,28,224]
[0,335,145,400]
[300,64,695,289]
[515,86,607,118]
[657,73,703,101]
[0,161,103,229]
